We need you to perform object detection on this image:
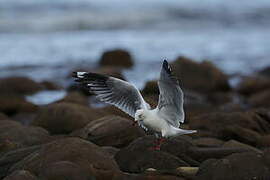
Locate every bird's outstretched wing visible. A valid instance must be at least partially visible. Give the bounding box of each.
[73,72,150,118]
[157,60,185,128]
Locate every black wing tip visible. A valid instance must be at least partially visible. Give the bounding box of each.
[72,71,108,82]
[162,59,172,74]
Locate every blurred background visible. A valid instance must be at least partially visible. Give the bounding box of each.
[0,0,270,104]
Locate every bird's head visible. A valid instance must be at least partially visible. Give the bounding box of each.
[135,109,146,122]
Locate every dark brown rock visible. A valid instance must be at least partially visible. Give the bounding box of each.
[99,106,132,120]
[237,76,270,96]
[196,152,270,180]
[142,80,159,96]
[0,113,9,121]
[56,92,89,106]
[222,140,262,153]
[72,115,144,148]
[102,146,120,158]
[193,137,224,148]
[258,66,270,77]
[9,137,119,179]
[0,120,51,148]
[248,88,270,108]
[0,94,38,116]
[189,111,270,145]
[38,161,96,180]
[171,56,230,93]
[113,172,186,180]
[31,103,105,134]
[0,77,43,95]
[11,112,36,125]
[40,80,62,90]
[99,49,133,68]
[187,147,248,163]
[0,145,41,178]
[222,125,262,146]
[207,92,233,105]
[258,135,270,148]
[115,136,190,173]
[3,170,37,180]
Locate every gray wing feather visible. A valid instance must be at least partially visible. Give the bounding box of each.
[73,72,150,118]
[157,60,185,127]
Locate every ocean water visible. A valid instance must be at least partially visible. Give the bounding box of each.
[0,0,270,89]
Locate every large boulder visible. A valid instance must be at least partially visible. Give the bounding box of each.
[196,152,270,180]
[237,76,270,96]
[248,88,270,108]
[0,77,43,95]
[9,138,119,180]
[38,161,96,180]
[258,66,270,77]
[171,56,230,93]
[99,49,133,68]
[31,103,105,134]
[189,111,270,145]
[0,94,38,116]
[56,92,89,106]
[0,113,9,121]
[0,145,42,178]
[3,170,37,180]
[72,115,144,148]
[114,136,190,173]
[0,120,51,150]
[192,137,224,148]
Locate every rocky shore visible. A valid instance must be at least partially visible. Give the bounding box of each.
[0,49,270,180]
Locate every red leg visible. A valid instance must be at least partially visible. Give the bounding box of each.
[151,137,166,150]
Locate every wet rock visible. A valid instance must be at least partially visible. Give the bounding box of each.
[99,49,133,68]
[0,77,43,95]
[9,137,119,179]
[0,94,38,116]
[11,112,36,125]
[40,80,62,90]
[193,137,224,147]
[56,92,89,106]
[142,80,159,96]
[248,88,270,108]
[102,146,120,158]
[207,92,233,105]
[258,66,270,77]
[189,111,270,144]
[112,172,186,180]
[196,152,270,180]
[38,161,96,180]
[99,106,132,120]
[222,125,262,146]
[171,56,230,93]
[258,135,270,148]
[0,120,51,148]
[31,103,105,134]
[0,113,9,121]
[3,170,37,180]
[0,145,41,178]
[115,136,190,173]
[72,115,144,148]
[218,103,244,113]
[222,140,262,153]
[237,76,270,96]
[188,147,248,163]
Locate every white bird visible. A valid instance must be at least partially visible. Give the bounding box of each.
[73,60,196,150]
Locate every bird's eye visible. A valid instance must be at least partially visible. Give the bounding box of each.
[138,114,142,119]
